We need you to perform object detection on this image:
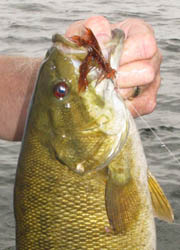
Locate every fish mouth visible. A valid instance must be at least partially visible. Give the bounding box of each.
[52,33,87,58]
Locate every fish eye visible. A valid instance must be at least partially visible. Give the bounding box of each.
[54,81,69,99]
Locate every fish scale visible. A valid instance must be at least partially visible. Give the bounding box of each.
[15,132,154,249]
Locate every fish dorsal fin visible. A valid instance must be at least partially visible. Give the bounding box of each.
[148,170,174,223]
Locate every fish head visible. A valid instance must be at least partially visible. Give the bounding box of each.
[30,29,129,175]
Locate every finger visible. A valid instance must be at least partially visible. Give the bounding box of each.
[111,19,157,65]
[65,20,85,37]
[65,16,111,58]
[65,16,111,45]
[125,72,161,117]
[66,16,112,58]
[117,49,162,88]
[84,16,111,45]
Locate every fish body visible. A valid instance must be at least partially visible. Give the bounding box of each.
[14,29,173,250]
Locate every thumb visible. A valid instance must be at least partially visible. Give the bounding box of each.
[84,16,111,46]
[65,16,112,53]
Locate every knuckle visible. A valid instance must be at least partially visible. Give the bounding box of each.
[127,18,154,34]
[146,98,157,113]
[145,64,156,83]
[127,18,147,26]
[142,33,157,58]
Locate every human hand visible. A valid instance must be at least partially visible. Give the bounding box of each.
[65,16,162,117]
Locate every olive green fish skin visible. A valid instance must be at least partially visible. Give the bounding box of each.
[15,129,155,249]
[14,31,155,249]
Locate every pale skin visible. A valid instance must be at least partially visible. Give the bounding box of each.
[0,16,162,141]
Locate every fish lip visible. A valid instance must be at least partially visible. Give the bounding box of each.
[56,44,87,55]
[52,34,87,57]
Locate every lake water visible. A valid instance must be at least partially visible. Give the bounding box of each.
[0,0,180,249]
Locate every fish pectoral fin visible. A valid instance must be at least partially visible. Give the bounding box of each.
[105,169,141,234]
[148,170,174,223]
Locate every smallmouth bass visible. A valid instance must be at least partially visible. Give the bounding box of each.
[14,28,173,249]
